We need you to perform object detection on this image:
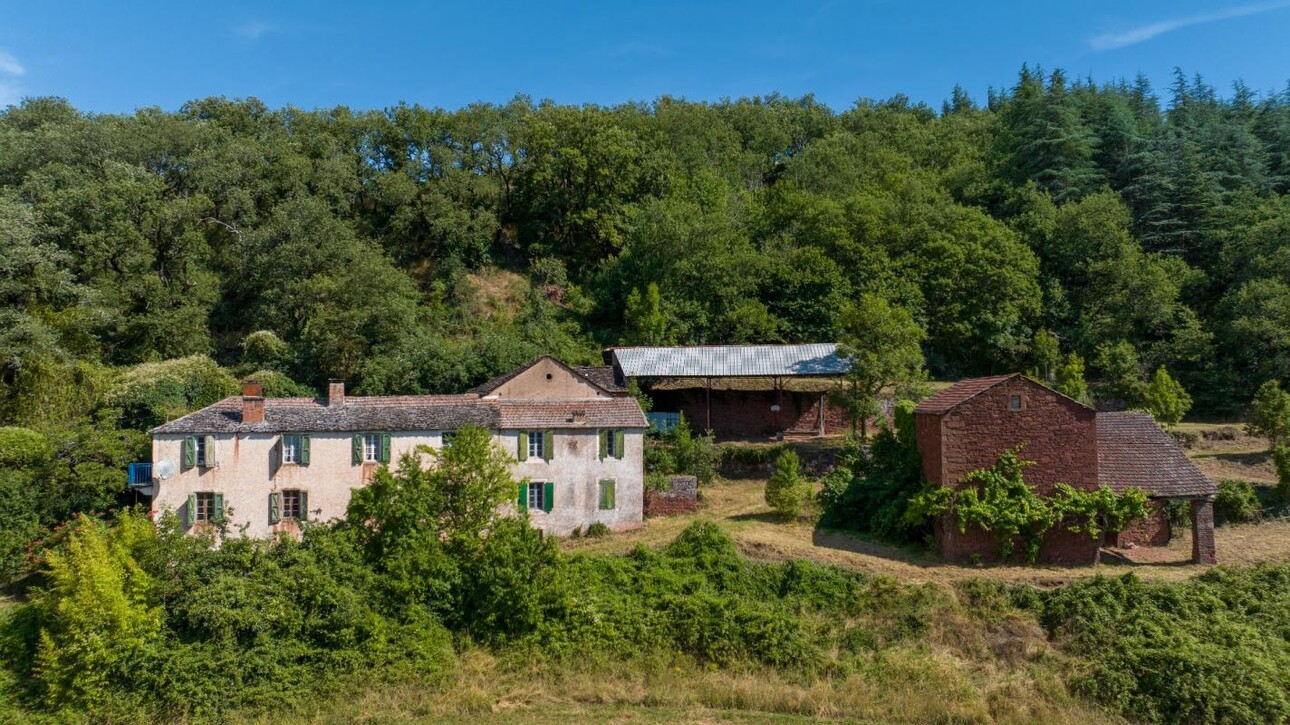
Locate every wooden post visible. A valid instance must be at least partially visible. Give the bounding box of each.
[773,376,783,437]
[705,377,712,432]
[817,392,826,436]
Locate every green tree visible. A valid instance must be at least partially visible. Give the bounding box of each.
[621,282,672,346]
[1055,352,1089,401]
[1142,366,1192,425]
[1030,328,1061,382]
[1095,341,1145,405]
[835,294,926,440]
[1248,380,1290,448]
[764,448,810,520]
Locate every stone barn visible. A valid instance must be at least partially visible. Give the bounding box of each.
[914,374,1216,565]
[605,344,854,440]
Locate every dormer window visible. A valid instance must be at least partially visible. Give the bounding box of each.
[1009,394,1024,411]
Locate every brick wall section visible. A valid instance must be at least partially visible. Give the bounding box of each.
[644,475,699,516]
[1114,500,1171,547]
[653,389,851,438]
[1192,498,1217,564]
[919,377,1101,564]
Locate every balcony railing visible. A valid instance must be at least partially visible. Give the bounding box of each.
[127,462,153,486]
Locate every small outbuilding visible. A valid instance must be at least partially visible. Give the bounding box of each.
[914,374,1216,565]
[605,344,854,439]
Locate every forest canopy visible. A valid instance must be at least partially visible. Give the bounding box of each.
[1,66,1289,417]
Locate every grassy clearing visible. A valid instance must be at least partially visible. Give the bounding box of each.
[565,433,1290,585]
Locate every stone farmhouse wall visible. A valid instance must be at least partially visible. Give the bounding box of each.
[917,377,1102,565]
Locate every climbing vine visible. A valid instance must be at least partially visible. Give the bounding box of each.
[907,448,1150,563]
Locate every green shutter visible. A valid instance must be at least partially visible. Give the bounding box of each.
[213,492,225,523]
[203,435,217,467]
[600,479,616,510]
[300,435,310,466]
[614,430,625,460]
[182,437,196,469]
[599,430,608,460]
[186,493,196,526]
[542,481,554,513]
[299,490,309,521]
[352,434,363,465]
[543,430,554,461]
[517,482,527,512]
[380,433,391,463]
[269,492,281,524]
[517,431,528,462]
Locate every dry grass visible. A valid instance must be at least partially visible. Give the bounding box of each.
[250,644,1116,725]
[563,433,1290,585]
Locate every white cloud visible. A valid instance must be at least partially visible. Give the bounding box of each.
[0,49,24,77]
[1089,1,1290,50]
[235,20,271,40]
[0,82,21,107]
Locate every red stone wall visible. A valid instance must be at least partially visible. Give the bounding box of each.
[1113,501,1171,547]
[651,388,851,438]
[923,378,1101,564]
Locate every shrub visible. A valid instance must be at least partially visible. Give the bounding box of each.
[243,369,315,398]
[240,330,291,371]
[764,449,810,520]
[585,522,610,538]
[1142,366,1191,426]
[112,356,238,429]
[1214,479,1262,525]
[0,427,52,469]
[1248,380,1290,448]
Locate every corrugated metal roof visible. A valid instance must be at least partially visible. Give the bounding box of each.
[609,344,850,378]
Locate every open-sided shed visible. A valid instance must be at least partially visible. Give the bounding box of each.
[605,344,853,439]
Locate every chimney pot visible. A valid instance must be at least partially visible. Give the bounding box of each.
[242,380,263,398]
[328,380,346,407]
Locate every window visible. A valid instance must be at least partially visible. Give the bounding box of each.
[1009,395,1023,411]
[363,433,381,462]
[282,490,303,520]
[281,435,300,464]
[194,492,216,522]
[527,481,545,511]
[598,479,616,510]
[195,436,207,466]
[605,430,619,458]
[527,431,544,460]
[441,431,457,448]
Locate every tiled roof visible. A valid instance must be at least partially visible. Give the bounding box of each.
[498,398,647,429]
[914,374,1020,414]
[573,365,624,392]
[609,344,849,378]
[151,394,647,435]
[1097,412,1216,498]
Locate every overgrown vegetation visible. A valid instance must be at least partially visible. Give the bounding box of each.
[763,449,811,519]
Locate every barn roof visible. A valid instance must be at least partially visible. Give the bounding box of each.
[1097,412,1216,499]
[913,374,1021,414]
[608,344,849,378]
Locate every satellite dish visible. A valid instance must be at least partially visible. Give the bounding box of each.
[154,460,176,480]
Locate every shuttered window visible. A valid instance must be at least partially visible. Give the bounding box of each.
[598,479,616,510]
[281,435,300,464]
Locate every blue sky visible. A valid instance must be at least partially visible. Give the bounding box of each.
[2,1,1289,113]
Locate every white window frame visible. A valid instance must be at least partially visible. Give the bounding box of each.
[195,436,208,466]
[527,481,545,511]
[282,489,302,520]
[194,491,216,522]
[363,433,381,462]
[281,434,300,464]
[527,431,544,460]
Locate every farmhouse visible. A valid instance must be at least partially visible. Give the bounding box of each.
[605,344,854,439]
[914,374,1217,565]
[139,357,648,538]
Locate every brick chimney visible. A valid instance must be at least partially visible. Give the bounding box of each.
[328,380,345,407]
[241,380,265,424]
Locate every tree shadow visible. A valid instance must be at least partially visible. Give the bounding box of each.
[810,526,942,568]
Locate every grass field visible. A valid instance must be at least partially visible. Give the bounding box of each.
[564,423,1288,586]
